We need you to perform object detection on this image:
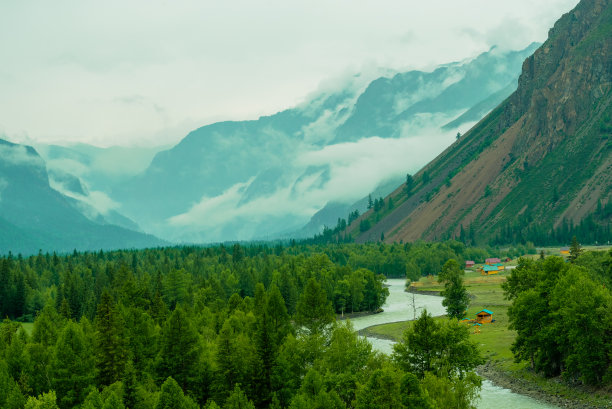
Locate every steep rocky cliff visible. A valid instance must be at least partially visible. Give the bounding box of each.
[357,0,611,244]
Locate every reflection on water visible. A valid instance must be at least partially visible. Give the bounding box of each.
[350,278,559,409]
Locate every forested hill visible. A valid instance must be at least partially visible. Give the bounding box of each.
[354,0,612,245]
[0,138,165,255]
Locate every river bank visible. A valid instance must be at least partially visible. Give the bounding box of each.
[391,274,612,409]
[336,308,383,321]
[351,278,565,408]
[477,363,611,409]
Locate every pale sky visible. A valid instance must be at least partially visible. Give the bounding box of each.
[0,0,578,148]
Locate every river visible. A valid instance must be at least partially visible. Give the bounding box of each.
[350,278,559,409]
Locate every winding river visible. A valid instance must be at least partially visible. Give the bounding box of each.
[350,278,559,409]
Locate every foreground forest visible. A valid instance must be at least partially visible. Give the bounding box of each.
[1,242,609,408]
[0,242,499,409]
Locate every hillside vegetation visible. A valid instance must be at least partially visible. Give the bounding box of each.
[354,0,611,246]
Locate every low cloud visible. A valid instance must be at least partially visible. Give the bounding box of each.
[0,144,45,168]
[49,176,120,218]
[166,125,461,241]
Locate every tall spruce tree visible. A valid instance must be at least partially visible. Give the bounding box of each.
[94,290,127,386]
[295,278,334,336]
[438,260,469,320]
[155,377,199,409]
[157,308,200,391]
[569,236,582,262]
[51,321,95,408]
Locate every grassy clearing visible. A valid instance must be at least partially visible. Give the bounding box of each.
[365,270,612,408]
[21,322,34,335]
[367,271,518,368]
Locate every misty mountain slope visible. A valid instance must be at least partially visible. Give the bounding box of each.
[356,0,612,245]
[0,139,165,255]
[333,44,538,143]
[36,142,167,231]
[441,82,517,130]
[112,85,364,226]
[105,45,537,244]
[292,176,404,239]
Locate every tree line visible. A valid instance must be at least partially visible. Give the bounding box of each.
[502,249,612,385]
[0,243,486,408]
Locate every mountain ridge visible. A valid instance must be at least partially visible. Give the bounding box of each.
[106,45,538,243]
[0,139,166,255]
[356,0,611,245]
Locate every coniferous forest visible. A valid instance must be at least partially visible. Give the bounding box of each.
[0,242,491,409]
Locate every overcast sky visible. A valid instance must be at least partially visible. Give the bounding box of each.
[0,0,578,148]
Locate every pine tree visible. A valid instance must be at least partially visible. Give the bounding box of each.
[438,260,469,320]
[569,236,582,262]
[101,391,125,409]
[254,285,290,406]
[0,259,11,318]
[32,305,62,347]
[216,321,239,398]
[51,321,95,408]
[94,290,127,386]
[155,377,199,409]
[405,174,414,196]
[13,273,26,319]
[266,285,291,346]
[295,278,334,336]
[157,308,200,391]
[224,384,255,409]
[122,360,138,409]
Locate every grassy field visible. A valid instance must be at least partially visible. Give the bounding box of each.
[366,268,519,368]
[364,266,612,408]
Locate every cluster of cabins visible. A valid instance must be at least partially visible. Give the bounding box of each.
[464,258,507,275]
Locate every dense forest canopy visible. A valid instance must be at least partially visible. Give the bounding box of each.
[1,242,609,408]
[503,250,612,386]
[0,242,494,409]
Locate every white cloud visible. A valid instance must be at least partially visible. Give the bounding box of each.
[0,0,579,147]
[49,176,120,217]
[0,145,45,168]
[166,123,463,241]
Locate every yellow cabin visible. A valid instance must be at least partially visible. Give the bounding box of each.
[560,246,570,255]
[481,265,499,275]
[475,309,493,324]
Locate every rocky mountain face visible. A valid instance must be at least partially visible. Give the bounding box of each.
[357,0,611,245]
[0,139,165,255]
[105,45,537,243]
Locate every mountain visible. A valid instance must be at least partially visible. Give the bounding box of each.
[333,44,539,143]
[356,0,612,245]
[0,139,165,255]
[36,142,164,194]
[108,45,537,244]
[292,176,403,239]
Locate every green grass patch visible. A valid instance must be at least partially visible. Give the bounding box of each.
[369,277,519,370]
[21,322,34,335]
[366,276,612,406]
